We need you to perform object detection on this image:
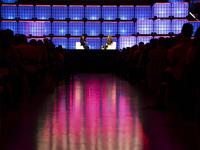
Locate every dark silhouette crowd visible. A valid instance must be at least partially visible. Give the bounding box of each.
[115,23,200,127]
[0,30,72,110]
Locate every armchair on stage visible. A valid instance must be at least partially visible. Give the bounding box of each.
[76,42,116,50]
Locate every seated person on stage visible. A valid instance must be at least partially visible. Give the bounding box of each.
[80,35,89,50]
[102,35,113,50]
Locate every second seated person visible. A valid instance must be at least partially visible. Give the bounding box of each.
[102,35,113,50]
[80,35,89,50]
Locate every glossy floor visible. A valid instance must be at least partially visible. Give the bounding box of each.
[0,74,200,150]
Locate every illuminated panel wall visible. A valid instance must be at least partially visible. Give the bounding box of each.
[136,19,153,35]
[172,2,188,18]
[85,21,101,36]
[52,22,68,36]
[52,38,68,49]
[119,36,136,49]
[135,5,152,19]
[137,36,152,45]
[172,19,188,34]
[102,6,117,20]
[69,37,80,49]
[189,21,200,36]
[18,5,34,20]
[1,4,17,19]
[154,19,171,35]
[1,21,17,34]
[35,5,51,20]
[69,21,84,36]
[85,6,101,20]
[102,37,118,49]
[153,3,171,18]
[69,5,84,20]
[18,21,51,36]
[52,5,68,20]
[168,0,185,2]
[1,0,17,3]
[154,36,170,39]
[118,22,135,36]
[87,38,101,49]
[102,22,117,36]
[118,5,134,20]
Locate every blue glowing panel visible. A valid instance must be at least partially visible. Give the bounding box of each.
[137,36,153,45]
[172,19,188,34]
[69,6,84,20]
[1,21,17,34]
[19,22,51,36]
[1,0,16,3]
[118,6,134,20]
[85,22,101,36]
[35,5,51,20]
[172,2,188,18]
[135,6,152,19]
[102,6,117,20]
[18,5,34,20]
[69,22,84,36]
[189,21,200,36]
[119,36,136,49]
[52,38,68,49]
[136,19,153,35]
[86,38,101,49]
[1,5,17,19]
[69,38,80,49]
[153,3,171,18]
[118,22,135,36]
[154,19,171,35]
[102,22,117,36]
[52,22,68,36]
[154,36,170,39]
[85,6,101,20]
[168,0,185,2]
[52,5,68,20]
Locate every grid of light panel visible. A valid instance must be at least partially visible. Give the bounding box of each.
[18,5,34,20]
[189,21,200,36]
[137,36,152,45]
[1,21,17,34]
[172,2,188,18]
[1,4,17,19]
[85,22,101,36]
[119,36,136,49]
[27,38,45,43]
[18,21,26,35]
[154,36,171,39]
[118,22,135,36]
[168,0,185,2]
[135,5,152,19]
[87,38,101,49]
[1,0,16,3]
[69,22,84,36]
[136,19,153,35]
[172,19,188,34]
[52,38,68,49]
[118,5,134,20]
[85,6,101,20]
[153,3,171,18]
[21,22,51,36]
[52,5,68,20]
[35,5,51,20]
[102,22,117,36]
[69,5,84,20]
[102,6,117,20]
[69,37,81,49]
[102,37,118,49]
[52,22,68,36]
[154,19,171,35]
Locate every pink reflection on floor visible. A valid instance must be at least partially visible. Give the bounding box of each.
[38,76,149,150]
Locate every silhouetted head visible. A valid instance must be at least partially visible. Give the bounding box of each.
[29,39,37,48]
[182,23,193,37]
[158,37,165,47]
[150,39,157,50]
[0,30,10,50]
[5,29,14,41]
[18,34,27,44]
[37,40,43,45]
